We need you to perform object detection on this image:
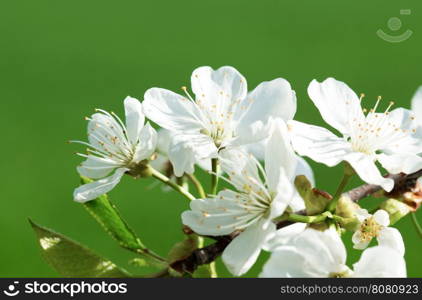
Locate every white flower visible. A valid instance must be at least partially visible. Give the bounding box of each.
[182,119,300,276]
[72,97,157,203]
[289,78,422,192]
[260,227,406,278]
[143,66,296,176]
[352,209,404,255]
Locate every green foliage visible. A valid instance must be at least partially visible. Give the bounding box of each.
[29,219,130,278]
[81,177,145,251]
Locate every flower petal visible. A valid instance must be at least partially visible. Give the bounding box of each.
[377,227,405,256]
[133,122,157,162]
[73,168,127,203]
[191,66,247,115]
[168,133,217,177]
[124,96,145,145]
[263,223,307,251]
[378,153,422,175]
[344,152,394,192]
[181,190,255,236]
[77,155,120,179]
[235,78,296,145]
[373,209,390,226]
[222,220,275,276]
[308,78,363,134]
[352,246,406,277]
[379,108,422,154]
[260,228,347,278]
[288,120,352,167]
[265,119,297,190]
[143,88,205,132]
[219,148,262,193]
[352,231,371,250]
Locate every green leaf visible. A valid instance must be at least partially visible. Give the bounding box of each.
[80,177,145,251]
[29,219,130,277]
[80,177,166,268]
[295,175,332,215]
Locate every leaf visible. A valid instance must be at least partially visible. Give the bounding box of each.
[29,219,130,277]
[80,177,145,251]
[80,177,167,268]
[295,175,332,215]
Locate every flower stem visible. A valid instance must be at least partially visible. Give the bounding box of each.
[150,167,196,201]
[210,158,219,195]
[326,170,353,212]
[186,173,206,199]
[411,213,422,240]
[287,211,331,223]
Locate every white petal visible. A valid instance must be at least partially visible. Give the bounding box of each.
[235,78,296,145]
[288,120,352,167]
[354,208,371,222]
[378,153,422,175]
[380,108,422,154]
[265,119,297,190]
[77,155,120,179]
[263,223,307,251]
[307,78,363,134]
[155,128,173,154]
[260,228,347,278]
[168,133,217,177]
[411,86,422,122]
[352,231,371,250]
[87,113,126,154]
[73,168,127,203]
[124,96,145,145]
[373,209,390,226]
[219,148,261,193]
[377,227,405,256]
[352,246,406,277]
[143,88,205,131]
[191,66,247,115]
[269,171,295,219]
[222,220,275,276]
[344,152,394,192]
[181,190,253,236]
[133,123,157,162]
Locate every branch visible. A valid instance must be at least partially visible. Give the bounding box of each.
[172,169,422,274]
[347,169,422,202]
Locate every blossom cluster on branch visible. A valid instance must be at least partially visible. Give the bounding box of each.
[65,66,422,278]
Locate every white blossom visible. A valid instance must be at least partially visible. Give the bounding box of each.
[143,66,296,176]
[72,97,157,202]
[289,77,422,192]
[352,209,404,255]
[260,227,406,278]
[182,119,302,276]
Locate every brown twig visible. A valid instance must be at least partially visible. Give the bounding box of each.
[171,169,422,275]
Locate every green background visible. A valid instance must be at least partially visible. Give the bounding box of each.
[1,0,421,277]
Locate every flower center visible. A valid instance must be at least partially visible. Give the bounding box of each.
[182,86,239,148]
[358,216,382,243]
[348,95,414,155]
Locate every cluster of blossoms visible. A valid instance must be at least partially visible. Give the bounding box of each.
[72,66,422,277]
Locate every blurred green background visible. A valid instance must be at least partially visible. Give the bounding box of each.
[1,0,421,277]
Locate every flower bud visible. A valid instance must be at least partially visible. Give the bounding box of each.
[379,198,411,225]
